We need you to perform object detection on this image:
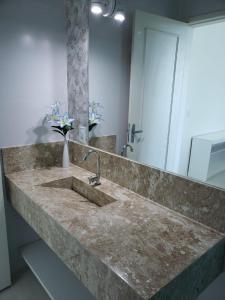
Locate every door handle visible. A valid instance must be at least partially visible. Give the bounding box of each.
[131,124,143,143]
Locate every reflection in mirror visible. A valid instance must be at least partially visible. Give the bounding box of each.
[88,0,225,190]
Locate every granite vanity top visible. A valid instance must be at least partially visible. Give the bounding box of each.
[5,164,225,300]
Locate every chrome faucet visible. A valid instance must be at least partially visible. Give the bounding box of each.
[121,144,134,157]
[83,150,101,186]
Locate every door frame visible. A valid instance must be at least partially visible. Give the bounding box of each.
[189,11,225,26]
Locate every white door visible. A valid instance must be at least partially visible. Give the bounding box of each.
[0,157,11,291]
[128,11,192,171]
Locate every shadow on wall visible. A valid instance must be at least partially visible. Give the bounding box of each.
[25,116,62,145]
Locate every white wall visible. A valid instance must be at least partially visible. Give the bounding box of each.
[0,0,67,148]
[178,21,225,175]
[89,0,178,154]
[0,0,67,275]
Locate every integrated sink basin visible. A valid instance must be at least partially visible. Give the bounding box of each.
[40,176,117,207]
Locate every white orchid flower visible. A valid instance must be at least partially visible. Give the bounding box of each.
[50,102,60,119]
[47,102,75,137]
[57,114,74,128]
[89,101,103,125]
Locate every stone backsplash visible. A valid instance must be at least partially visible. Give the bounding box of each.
[69,140,225,233]
[1,142,63,174]
[2,140,225,233]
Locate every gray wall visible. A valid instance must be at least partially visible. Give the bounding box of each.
[0,0,67,148]
[89,0,178,154]
[0,0,67,274]
[89,16,131,154]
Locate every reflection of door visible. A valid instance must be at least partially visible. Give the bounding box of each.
[128,11,192,171]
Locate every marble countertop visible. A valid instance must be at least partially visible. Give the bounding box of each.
[6,164,224,300]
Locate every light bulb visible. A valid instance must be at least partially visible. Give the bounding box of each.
[91,3,103,15]
[114,11,125,22]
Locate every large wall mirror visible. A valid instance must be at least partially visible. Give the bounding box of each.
[87,0,225,190]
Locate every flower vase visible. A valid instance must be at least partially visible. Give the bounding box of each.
[63,137,69,168]
[89,128,96,141]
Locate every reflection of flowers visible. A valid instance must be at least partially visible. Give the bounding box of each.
[47,102,74,137]
[89,101,103,132]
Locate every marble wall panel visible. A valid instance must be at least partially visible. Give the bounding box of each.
[66,0,89,141]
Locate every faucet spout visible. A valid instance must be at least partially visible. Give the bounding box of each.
[121,144,134,157]
[83,150,101,186]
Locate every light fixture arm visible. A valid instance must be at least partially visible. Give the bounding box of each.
[103,0,117,17]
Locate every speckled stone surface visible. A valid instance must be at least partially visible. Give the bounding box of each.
[89,135,117,154]
[3,141,225,234]
[1,142,64,174]
[70,140,225,233]
[66,0,89,141]
[5,164,225,300]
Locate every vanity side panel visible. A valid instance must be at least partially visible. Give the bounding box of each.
[0,156,11,290]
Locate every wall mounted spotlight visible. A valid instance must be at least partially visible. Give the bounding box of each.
[114,11,125,22]
[90,2,103,15]
[90,0,125,23]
